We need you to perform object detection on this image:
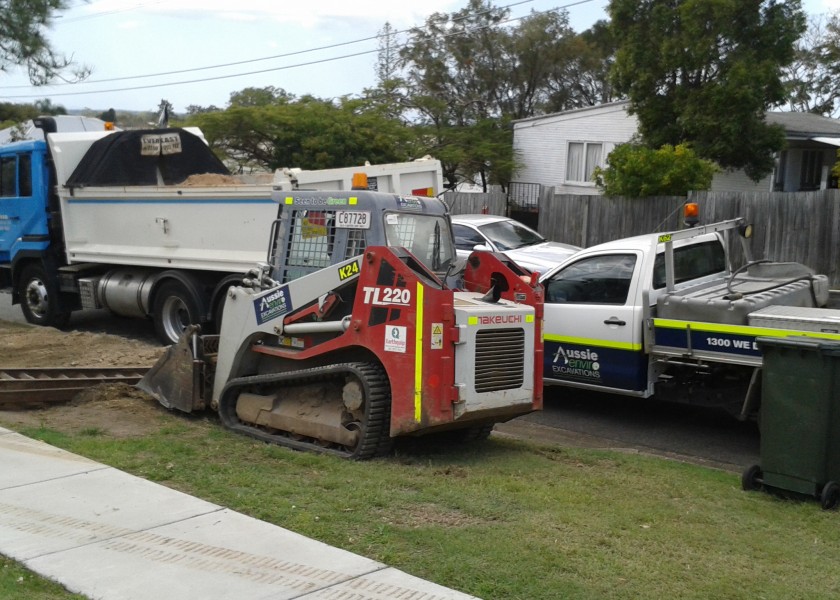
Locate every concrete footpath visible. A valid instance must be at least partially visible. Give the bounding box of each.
[0,426,479,600]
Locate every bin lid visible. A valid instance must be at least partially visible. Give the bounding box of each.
[756,335,840,354]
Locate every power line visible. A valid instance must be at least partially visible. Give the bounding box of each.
[0,0,600,100]
[4,0,548,89]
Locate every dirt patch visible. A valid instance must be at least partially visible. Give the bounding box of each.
[0,322,167,437]
[0,321,164,367]
[378,503,487,529]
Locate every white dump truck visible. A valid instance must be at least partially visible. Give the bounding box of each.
[0,117,444,344]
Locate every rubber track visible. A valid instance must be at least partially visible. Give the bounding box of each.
[0,367,150,407]
[217,362,392,460]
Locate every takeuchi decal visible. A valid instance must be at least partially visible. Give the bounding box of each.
[477,314,523,325]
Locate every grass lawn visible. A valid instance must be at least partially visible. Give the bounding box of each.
[1,408,839,600]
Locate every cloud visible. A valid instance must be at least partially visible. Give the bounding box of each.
[83,0,458,28]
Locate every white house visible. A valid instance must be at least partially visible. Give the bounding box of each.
[512,100,840,194]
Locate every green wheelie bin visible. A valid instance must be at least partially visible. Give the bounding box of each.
[742,336,840,510]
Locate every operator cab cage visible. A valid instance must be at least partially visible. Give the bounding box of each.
[268,189,457,284]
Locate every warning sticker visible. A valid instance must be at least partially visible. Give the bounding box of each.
[385,326,407,353]
[431,322,443,350]
[140,133,182,156]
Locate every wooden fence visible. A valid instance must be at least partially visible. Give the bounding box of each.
[538,189,840,288]
[442,191,508,216]
[443,188,840,287]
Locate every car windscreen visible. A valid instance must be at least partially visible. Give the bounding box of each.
[478,220,544,251]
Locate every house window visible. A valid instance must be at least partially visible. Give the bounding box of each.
[566,142,603,183]
[800,150,823,191]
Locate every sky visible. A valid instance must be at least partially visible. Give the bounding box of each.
[1,0,838,114]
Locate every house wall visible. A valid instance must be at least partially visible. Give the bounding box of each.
[513,102,840,194]
[710,169,773,193]
[512,102,638,193]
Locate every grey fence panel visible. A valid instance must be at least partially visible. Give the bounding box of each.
[691,190,840,285]
[539,194,687,248]
[536,189,840,288]
[443,191,508,216]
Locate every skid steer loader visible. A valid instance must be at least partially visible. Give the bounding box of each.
[139,188,543,459]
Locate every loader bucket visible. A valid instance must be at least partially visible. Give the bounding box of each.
[137,325,209,413]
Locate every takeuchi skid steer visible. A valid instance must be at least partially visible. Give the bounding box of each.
[139,189,543,458]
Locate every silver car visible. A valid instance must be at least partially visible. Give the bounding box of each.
[451,214,580,275]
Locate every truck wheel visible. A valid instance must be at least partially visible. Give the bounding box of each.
[17,263,70,329]
[153,281,201,345]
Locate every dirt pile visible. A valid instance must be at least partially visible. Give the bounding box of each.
[0,322,168,437]
[0,322,164,367]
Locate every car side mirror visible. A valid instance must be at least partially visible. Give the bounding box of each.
[473,243,490,252]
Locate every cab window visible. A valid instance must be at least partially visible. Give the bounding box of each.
[544,254,637,305]
[652,240,726,289]
[0,156,16,197]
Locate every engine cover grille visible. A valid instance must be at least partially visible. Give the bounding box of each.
[474,328,525,392]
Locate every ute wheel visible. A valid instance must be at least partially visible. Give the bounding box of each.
[153,280,201,345]
[820,481,839,511]
[741,464,763,492]
[17,263,70,328]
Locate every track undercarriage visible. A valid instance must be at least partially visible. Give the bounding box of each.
[217,362,393,460]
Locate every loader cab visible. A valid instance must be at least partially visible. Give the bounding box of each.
[269,190,456,284]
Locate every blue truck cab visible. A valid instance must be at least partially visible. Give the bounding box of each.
[0,135,71,326]
[0,139,52,263]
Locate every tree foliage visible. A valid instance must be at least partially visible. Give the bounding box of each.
[384,0,615,190]
[0,0,88,85]
[593,143,717,197]
[610,0,806,181]
[0,99,66,130]
[186,90,414,173]
[784,13,840,117]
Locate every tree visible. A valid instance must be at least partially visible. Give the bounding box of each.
[0,99,66,130]
[34,97,66,115]
[364,23,406,122]
[609,0,806,181]
[393,0,607,189]
[0,0,89,85]
[593,143,717,197]
[186,94,413,173]
[783,14,838,115]
[228,86,294,108]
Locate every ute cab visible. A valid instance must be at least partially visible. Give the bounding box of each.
[539,226,730,396]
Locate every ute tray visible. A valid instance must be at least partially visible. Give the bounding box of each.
[656,262,829,326]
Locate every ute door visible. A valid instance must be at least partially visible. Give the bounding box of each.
[541,251,648,395]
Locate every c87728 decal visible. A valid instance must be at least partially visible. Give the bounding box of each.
[335,211,371,229]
